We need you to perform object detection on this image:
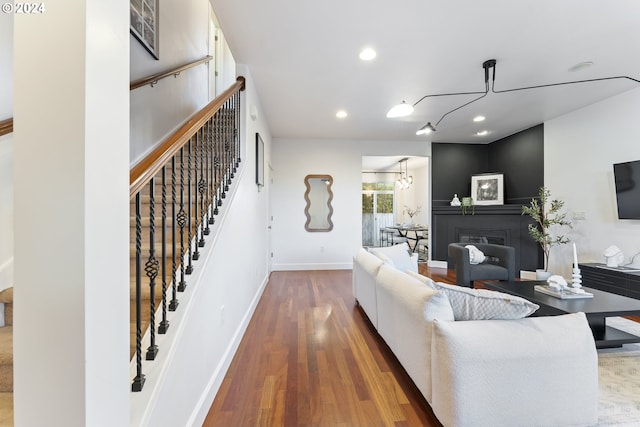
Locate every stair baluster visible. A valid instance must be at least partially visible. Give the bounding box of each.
[235,91,242,167]
[177,147,187,292]
[132,193,146,392]
[192,132,201,260]
[205,119,214,230]
[145,178,159,360]
[159,166,170,333]
[198,126,207,246]
[169,157,179,311]
[186,139,195,273]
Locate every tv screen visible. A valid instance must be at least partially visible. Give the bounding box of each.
[613,160,640,219]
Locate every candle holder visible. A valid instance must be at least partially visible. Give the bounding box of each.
[571,265,582,288]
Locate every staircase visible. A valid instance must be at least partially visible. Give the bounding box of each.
[0,76,245,423]
[0,287,13,426]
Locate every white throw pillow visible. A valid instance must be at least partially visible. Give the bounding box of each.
[465,244,485,264]
[369,243,416,273]
[406,272,538,320]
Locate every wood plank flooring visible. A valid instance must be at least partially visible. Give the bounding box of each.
[203,264,640,426]
[204,265,450,427]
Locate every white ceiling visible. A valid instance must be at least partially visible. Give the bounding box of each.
[362,155,428,173]
[210,0,640,144]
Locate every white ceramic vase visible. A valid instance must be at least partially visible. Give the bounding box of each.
[536,269,552,281]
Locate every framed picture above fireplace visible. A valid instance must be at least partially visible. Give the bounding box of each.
[471,173,504,205]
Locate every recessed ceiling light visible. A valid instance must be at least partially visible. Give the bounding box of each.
[473,115,486,122]
[336,110,348,119]
[476,130,488,136]
[569,61,594,72]
[359,48,376,61]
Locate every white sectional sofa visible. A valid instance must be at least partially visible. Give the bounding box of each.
[352,245,598,427]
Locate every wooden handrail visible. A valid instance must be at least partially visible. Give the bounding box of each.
[130,56,213,90]
[1,57,215,136]
[0,118,12,137]
[129,76,245,198]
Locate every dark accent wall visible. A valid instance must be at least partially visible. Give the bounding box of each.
[432,144,488,206]
[432,124,544,206]
[488,124,544,204]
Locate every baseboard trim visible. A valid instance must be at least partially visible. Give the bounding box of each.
[428,260,447,269]
[272,262,352,271]
[189,272,269,426]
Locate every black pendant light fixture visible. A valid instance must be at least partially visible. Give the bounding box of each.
[387,59,640,136]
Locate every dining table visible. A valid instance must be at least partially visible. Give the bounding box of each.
[387,225,428,252]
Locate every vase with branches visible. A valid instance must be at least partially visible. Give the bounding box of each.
[521,187,572,272]
[403,205,421,225]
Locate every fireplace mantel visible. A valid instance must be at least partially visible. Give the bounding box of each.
[432,205,524,215]
[432,204,542,272]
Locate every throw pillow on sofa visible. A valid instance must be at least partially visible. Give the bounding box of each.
[406,271,539,320]
[369,243,417,273]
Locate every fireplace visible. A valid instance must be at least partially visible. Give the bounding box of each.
[458,229,506,246]
[432,205,542,273]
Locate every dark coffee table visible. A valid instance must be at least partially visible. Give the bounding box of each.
[483,280,640,348]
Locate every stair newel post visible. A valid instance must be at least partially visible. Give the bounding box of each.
[145,178,159,360]
[205,118,214,230]
[159,165,170,332]
[177,147,187,292]
[192,132,201,260]
[169,156,179,310]
[198,125,207,246]
[132,192,146,392]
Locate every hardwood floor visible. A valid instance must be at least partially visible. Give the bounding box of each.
[203,265,450,427]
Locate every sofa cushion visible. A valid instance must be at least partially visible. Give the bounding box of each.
[369,242,416,273]
[354,247,384,277]
[431,313,598,427]
[406,272,538,320]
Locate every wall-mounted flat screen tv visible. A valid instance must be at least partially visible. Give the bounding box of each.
[613,159,640,219]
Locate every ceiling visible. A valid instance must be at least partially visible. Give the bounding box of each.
[210,0,640,145]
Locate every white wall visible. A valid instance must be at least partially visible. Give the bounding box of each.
[545,87,640,277]
[129,0,211,164]
[271,139,430,270]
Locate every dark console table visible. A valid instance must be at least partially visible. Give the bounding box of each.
[579,263,640,300]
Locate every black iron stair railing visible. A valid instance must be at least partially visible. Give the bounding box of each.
[129,76,245,392]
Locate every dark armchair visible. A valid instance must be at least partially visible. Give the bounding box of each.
[448,243,516,287]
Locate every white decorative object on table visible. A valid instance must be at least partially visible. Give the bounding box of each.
[547,275,568,291]
[604,245,624,268]
[535,274,593,298]
[572,243,583,288]
[450,194,461,206]
[572,267,583,288]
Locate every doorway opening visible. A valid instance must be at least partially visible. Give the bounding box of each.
[361,156,430,257]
